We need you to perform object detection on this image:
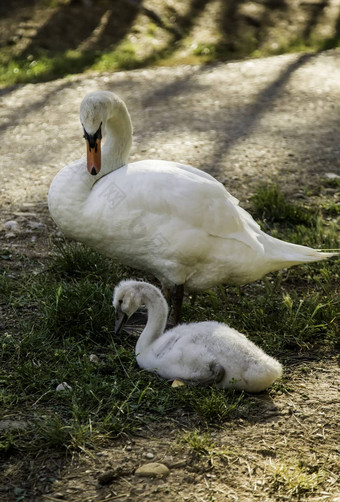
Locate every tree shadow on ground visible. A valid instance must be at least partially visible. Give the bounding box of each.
[1,0,340,88]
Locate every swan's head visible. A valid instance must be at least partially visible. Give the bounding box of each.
[80,91,113,176]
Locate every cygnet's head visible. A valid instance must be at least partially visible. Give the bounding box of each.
[113,280,166,334]
[113,280,150,333]
[113,280,146,317]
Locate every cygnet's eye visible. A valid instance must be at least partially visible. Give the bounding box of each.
[118,299,123,305]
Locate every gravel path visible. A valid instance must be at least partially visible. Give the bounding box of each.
[1,49,340,223]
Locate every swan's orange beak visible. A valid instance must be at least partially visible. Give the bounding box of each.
[86,138,101,176]
[83,122,102,176]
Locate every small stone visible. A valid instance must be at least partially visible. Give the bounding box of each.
[5,232,16,239]
[325,172,340,180]
[89,354,100,364]
[145,452,154,460]
[56,382,72,392]
[4,220,19,231]
[135,463,170,478]
[28,221,46,230]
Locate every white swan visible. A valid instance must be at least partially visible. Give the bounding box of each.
[113,280,283,392]
[48,90,337,321]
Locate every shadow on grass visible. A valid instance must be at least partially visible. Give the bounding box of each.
[1,0,340,88]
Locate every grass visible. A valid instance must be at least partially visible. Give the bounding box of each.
[1,1,340,88]
[179,429,216,456]
[0,185,339,491]
[2,35,340,88]
[267,459,328,498]
[251,184,317,228]
[0,243,245,456]
[0,44,139,87]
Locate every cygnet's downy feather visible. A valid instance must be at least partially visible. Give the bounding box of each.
[113,280,282,392]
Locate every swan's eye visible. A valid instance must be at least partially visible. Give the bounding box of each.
[83,122,103,150]
[118,299,123,305]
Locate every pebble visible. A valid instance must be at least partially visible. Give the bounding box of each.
[89,354,100,364]
[28,221,46,230]
[5,232,16,239]
[145,452,154,460]
[4,220,19,231]
[56,382,72,392]
[135,462,170,478]
[325,172,340,180]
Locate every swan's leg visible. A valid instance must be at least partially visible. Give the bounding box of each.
[168,284,184,326]
[161,285,172,305]
[161,284,174,329]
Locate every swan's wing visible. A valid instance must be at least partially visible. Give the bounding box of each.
[104,160,264,252]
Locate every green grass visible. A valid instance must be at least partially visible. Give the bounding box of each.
[251,184,317,228]
[0,185,339,464]
[3,33,339,88]
[1,2,340,88]
[0,43,139,87]
[0,241,244,457]
[268,459,328,498]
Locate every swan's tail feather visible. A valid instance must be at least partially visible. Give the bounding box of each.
[290,249,339,263]
[269,235,339,266]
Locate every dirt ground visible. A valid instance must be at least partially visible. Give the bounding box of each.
[1,48,340,502]
[38,359,339,502]
[1,12,340,500]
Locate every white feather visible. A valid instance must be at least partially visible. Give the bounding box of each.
[113,280,283,392]
[48,90,337,291]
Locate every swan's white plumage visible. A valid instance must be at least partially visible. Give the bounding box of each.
[48,90,337,291]
[113,280,283,392]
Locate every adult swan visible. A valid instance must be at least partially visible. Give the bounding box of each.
[48,91,337,322]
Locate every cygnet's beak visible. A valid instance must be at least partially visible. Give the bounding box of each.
[83,122,102,176]
[115,311,129,334]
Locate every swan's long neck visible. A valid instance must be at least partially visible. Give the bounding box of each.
[101,99,132,174]
[48,94,133,239]
[135,287,169,357]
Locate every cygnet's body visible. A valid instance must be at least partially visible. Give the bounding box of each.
[113,280,282,392]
